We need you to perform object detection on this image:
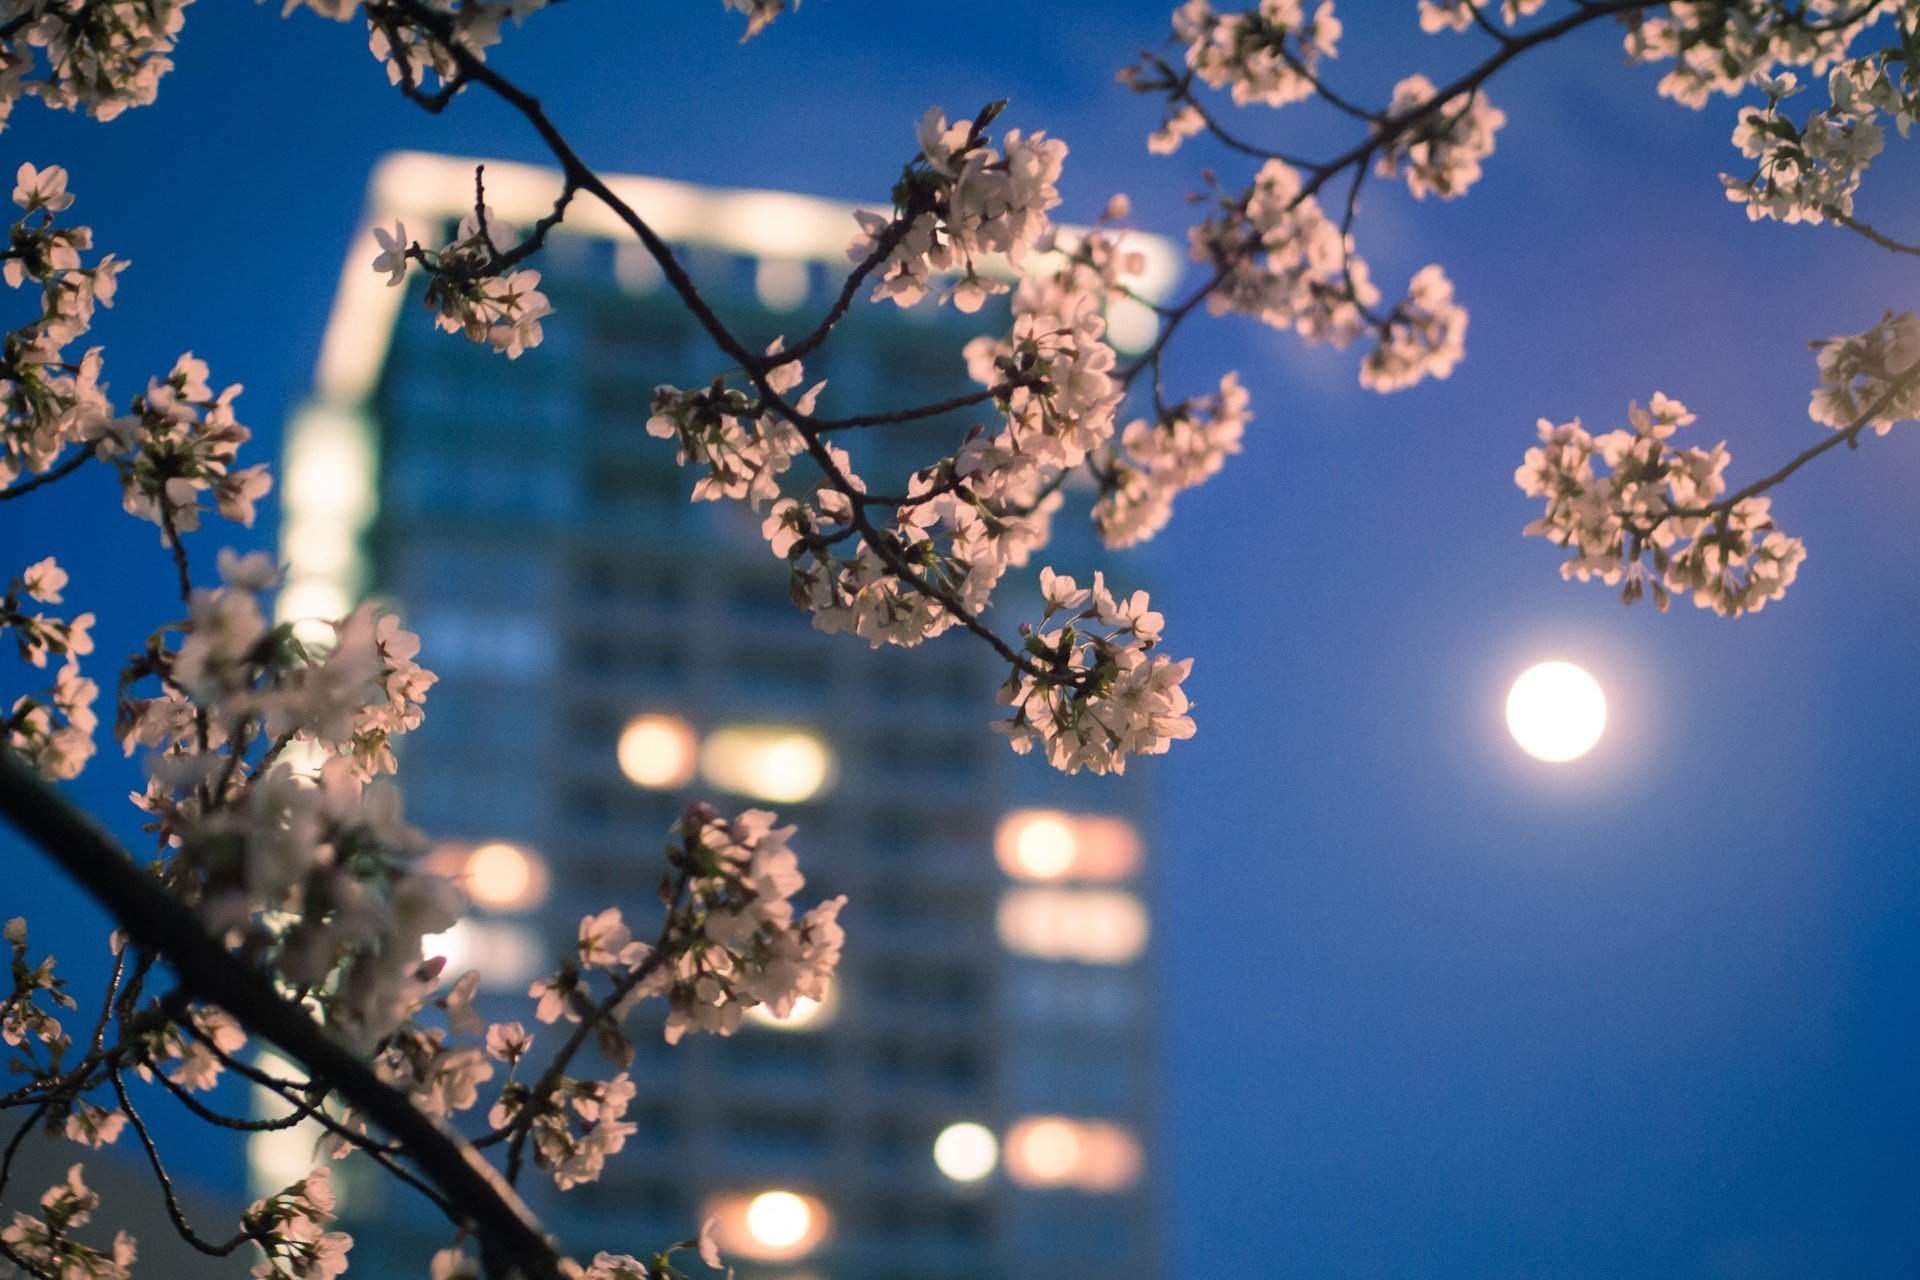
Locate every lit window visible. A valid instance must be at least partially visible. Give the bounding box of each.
[462,841,548,913]
[1005,1118,1142,1191]
[998,811,1075,879]
[933,1122,999,1183]
[996,888,1149,964]
[618,713,698,789]
[996,810,1141,881]
[745,979,837,1032]
[704,1190,829,1261]
[701,726,834,803]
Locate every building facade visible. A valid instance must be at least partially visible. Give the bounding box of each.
[274,152,1174,1280]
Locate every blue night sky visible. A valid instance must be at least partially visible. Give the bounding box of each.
[3,5,1917,1278]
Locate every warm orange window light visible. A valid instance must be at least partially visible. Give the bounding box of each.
[617,713,699,789]
[422,841,549,914]
[463,841,548,912]
[995,810,1141,881]
[1005,1118,1143,1191]
[704,1190,830,1261]
[996,888,1149,964]
[700,725,834,803]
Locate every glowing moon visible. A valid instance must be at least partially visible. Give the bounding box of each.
[1506,661,1606,762]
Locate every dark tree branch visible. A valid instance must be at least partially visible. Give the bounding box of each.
[1666,359,1920,522]
[1829,208,1920,258]
[0,451,90,502]
[0,748,569,1280]
[109,1071,253,1258]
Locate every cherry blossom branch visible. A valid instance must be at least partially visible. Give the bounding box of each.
[500,936,674,1186]
[108,1070,255,1257]
[172,1023,459,1216]
[811,380,1034,433]
[372,4,1070,683]
[0,747,572,1280]
[1667,359,1920,521]
[1121,0,1659,390]
[1828,209,1920,258]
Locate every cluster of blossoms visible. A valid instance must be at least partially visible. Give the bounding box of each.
[1621,2,1876,112]
[999,569,1195,774]
[645,121,1194,778]
[1191,158,1467,392]
[1612,2,1920,231]
[119,550,451,1045]
[649,806,845,1043]
[758,247,1124,656]
[1417,0,1544,34]
[2,165,268,536]
[767,250,1122,672]
[1360,263,1466,393]
[570,1220,722,1280]
[243,1167,351,1280]
[95,353,270,535]
[2,164,121,490]
[646,339,816,505]
[1094,372,1248,548]
[2,558,97,779]
[1169,0,1341,109]
[372,208,551,359]
[848,104,1067,312]
[482,807,841,1189]
[3,916,74,1060]
[1193,159,1374,349]
[508,1060,639,1192]
[3,922,130,1149]
[528,808,845,1046]
[438,1230,725,1280]
[375,972,496,1118]
[1808,310,1920,432]
[357,0,555,94]
[0,1164,135,1280]
[0,0,188,131]
[131,1004,247,1096]
[1723,65,1897,224]
[1515,393,1805,616]
[1373,78,1505,201]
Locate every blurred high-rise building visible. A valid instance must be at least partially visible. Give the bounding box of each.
[272,152,1177,1280]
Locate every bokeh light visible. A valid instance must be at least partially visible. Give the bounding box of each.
[996,810,1142,881]
[997,888,1150,964]
[747,1191,812,1248]
[617,713,698,789]
[705,1190,830,1261]
[997,811,1077,879]
[1005,1118,1144,1191]
[463,841,547,912]
[701,726,834,803]
[933,1122,1000,1183]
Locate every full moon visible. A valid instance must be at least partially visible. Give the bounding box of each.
[1506,661,1607,762]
